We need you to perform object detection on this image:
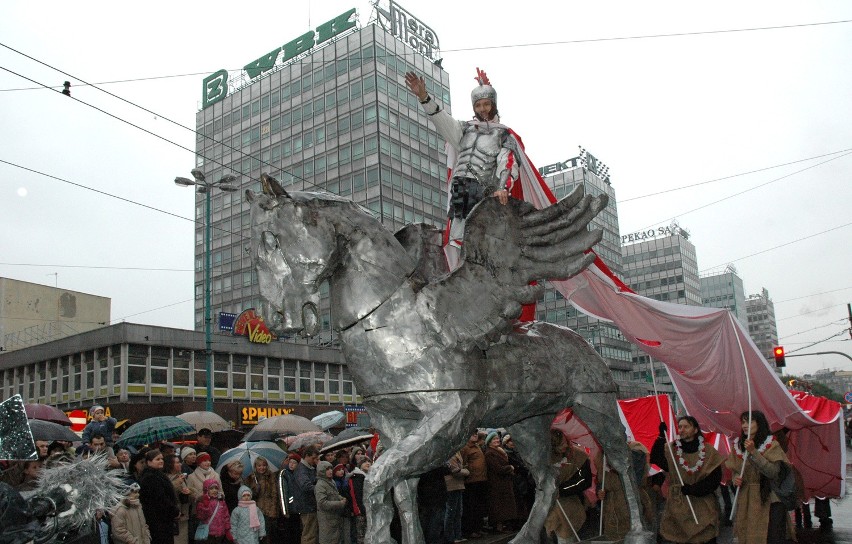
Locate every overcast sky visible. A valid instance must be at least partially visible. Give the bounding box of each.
[1,1,850,377]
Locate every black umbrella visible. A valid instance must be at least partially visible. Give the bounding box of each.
[242,428,284,443]
[28,419,81,442]
[320,427,374,454]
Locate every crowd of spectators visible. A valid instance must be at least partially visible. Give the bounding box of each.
[1,412,838,544]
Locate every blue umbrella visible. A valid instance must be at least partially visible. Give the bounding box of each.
[217,441,287,477]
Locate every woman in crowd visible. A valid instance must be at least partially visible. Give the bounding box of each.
[164,453,192,543]
[138,449,181,544]
[655,415,725,544]
[279,453,302,544]
[244,456,279,543]
[726,410,794,544]
[181,447,197,475]
[221,460,245,512]
[484,431,516,533]
[111,482,152,544]
[314,460,347,544]
[544,430,592,544]
[348,458,371,544]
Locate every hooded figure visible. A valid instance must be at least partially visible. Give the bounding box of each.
[314,460,347,544]
[111,483,152,544]
[196,478,231,541]
[230,484,265,544]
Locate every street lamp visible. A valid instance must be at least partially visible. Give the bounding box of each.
[174,169,238,412]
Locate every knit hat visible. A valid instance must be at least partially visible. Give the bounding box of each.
[196,452,212,464]
[90,405,105,415]
[317,460,333,478]
[502,434,512,446]
[333,463,347,475]
[123,482,141,495]
[203,478,220,492]
[287,453,302,463]
[485,431,500,446]
[238,485,253,500]
[180,447,197,461]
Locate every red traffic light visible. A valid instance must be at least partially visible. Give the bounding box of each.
[774,346,786,367]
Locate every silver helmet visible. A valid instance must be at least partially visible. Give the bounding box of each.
[470,67,497,108]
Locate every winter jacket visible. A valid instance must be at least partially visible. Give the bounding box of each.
[315,463,347,544]
[461,442,487,483]
[348,468,367,516]
[293,460,317,513]
[230,487,266,544]
[445,452,469,492]
[244,470,278,520]
[111,500,152,544]
[138,468,179,544]
[196,494,232,538]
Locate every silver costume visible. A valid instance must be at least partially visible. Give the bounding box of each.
[247,174,653,544]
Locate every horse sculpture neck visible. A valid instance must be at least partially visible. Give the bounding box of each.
[323,201,419,331]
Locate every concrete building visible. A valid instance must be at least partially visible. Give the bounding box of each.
[536,150,646,398]
[1,277,110,353]
[193,5,450,344]
[619,225,701,399]
[0,322,352,427]
[700,266,748,327]
[746,288,780,370]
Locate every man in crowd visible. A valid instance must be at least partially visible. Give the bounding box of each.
[78,433,120,468]
[194,427,221,467]
[293,447,320,544]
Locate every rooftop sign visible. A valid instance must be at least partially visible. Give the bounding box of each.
[202,8,357,109]
[373,0,440,61]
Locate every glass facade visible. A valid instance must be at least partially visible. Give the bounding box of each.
[700,268,748,327]
[537,165,646,398]
[192,25,451,344]
[621,233,701,306]
[746,288,779,368]
[0,327,357,407]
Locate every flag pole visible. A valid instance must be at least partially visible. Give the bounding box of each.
[728,312,753,521]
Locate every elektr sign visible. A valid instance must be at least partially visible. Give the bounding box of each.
[202,8,357,109]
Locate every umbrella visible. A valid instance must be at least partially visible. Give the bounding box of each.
[217,441,287,478]
[28,419,81,442]
[24,403,72,426]
[287,431,332,452]
[254,414,321,434]
[311,410,345,431]
[178,411,231,433]
[115,416,195,447]
[242,428,286,443]
[320,427,374,453]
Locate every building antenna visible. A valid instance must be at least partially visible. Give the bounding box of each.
[47,272,58,288]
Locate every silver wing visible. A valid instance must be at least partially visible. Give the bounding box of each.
[417,185,607,350]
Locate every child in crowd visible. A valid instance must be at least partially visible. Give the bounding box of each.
[196,478,232,543]
[230,485,266,544]
[110,483,151,544]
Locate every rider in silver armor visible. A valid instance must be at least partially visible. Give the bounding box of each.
[405,68,519,266]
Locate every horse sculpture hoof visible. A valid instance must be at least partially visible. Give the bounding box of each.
[623,530,656,544]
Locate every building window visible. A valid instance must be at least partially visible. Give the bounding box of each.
[128,344,147,385]
[174,349,191,387]
[150,347,169,385]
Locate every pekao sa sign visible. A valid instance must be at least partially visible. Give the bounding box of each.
[202,9,357,109]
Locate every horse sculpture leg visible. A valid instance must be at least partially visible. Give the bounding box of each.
[505,414,559,544]
[364,391,482,544]
[571,393,655,544]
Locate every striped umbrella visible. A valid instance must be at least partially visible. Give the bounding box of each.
[115,416,195,447]
[217,441,287,478]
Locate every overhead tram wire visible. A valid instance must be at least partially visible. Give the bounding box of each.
[3,16,852,93]
[6,42,852,212]
[0,158,246,241]
[697,220,852,273]
[0,42,326,194]
[617,148,852,204]
[635,150,852,232]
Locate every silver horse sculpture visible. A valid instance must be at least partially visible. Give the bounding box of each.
[247,174,653,544]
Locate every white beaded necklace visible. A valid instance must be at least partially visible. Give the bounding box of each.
[733,434,773,458]
[674,435,706,474]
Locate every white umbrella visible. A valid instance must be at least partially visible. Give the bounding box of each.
[255,414,321,434]
[311,411,345,431]
[178,411,231,433]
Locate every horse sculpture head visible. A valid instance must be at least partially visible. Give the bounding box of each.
[246,174,343,337]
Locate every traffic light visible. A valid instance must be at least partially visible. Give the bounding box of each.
[774,346,786,368]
